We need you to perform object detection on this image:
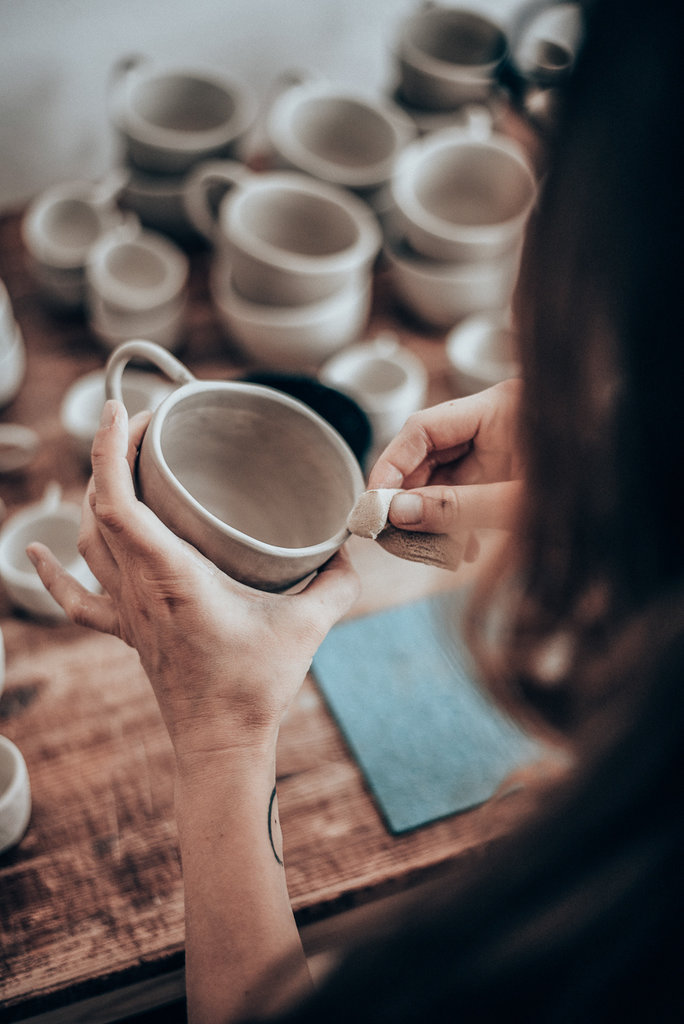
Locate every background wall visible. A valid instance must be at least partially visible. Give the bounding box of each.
[0,0,530,212]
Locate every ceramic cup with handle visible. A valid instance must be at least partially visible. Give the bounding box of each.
[184,161,382,306]
[109,56,256,174]
[390,123,537,263]
[21,172,128,310]
[395,3,508,110]
[104,339,365,592]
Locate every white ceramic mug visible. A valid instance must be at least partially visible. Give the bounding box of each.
[320,334,428,449]
[105,339,365,591]
[109,56,256,174]
[85,219,189,351]
[0,735,31,855]
[395,4,508,110]
[184,161,382,306]
[21,172,128,309]
[265,76,416,195]
[390,125,537,262]
[0,483,100,620]
[446,309,520,395]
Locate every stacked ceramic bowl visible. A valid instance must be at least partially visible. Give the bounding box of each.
[384,123,537,330]
[0,279,27,410]
[110,56,257,243]
[184,162,383,372]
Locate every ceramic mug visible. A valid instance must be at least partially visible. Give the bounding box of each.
[0,483,100,620]
[104,339,365,591]
[85,219,189,351]
[21,172,128,310]
[320,334,428,449]
[390,124,537,262]
[109,56,256,174]
[0,735,31,855]
[184,161,382,306]
[395,4,508,110]
[265,76,416,195]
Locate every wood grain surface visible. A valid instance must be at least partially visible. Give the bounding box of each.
[0,208,544,1021]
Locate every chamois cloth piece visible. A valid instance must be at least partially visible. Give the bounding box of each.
[346,489,462,569]
[313,592,539,834]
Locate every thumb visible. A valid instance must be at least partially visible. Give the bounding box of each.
[292,547,361,636]
[388,480,523,534]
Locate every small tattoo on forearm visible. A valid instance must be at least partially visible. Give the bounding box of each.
[268,785,284,866]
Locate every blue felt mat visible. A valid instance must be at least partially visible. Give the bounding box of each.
[312,592,539,834]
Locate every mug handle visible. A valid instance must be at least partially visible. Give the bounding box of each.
[107,54,150,130]
[105,339,196,403]
[182,159,250,245]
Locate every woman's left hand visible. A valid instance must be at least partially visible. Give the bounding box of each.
[27,399,360,765]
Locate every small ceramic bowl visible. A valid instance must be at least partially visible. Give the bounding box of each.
[210,266,372,371]
[61,367,175,465]
[0,424,40,474]
[0,483,100,620]
[0,326,27,410]
[0,735,31,855]
[446,310,521,395]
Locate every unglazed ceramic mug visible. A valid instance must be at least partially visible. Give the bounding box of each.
[109,57,256,174]
[104,339,365,591]
[265,76,415,195]
[184,161,382,306]
[21,173,128,310]
[320,334,428,449]
[0,483,100,620]
[85,219,189,351]
[390,124,537,262]
[395,4,508,110]
[0,735,31,855]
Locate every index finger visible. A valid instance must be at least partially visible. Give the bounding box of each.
[367,392,491,490]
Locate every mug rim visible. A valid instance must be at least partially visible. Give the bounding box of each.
[0,735,28,814]
[21,181,122,269]
[391,129,536,245]
[115,64,254,153]
[221,171,383,276]
[267,83,414,189]
[144,380,364,559]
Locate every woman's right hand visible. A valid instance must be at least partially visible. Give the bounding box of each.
[367,379,524,548]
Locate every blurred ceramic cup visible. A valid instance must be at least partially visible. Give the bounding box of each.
[395,4,508,110]
[265,77,415,201]
[104,339,365,592]
[446,309,520,395]
[61,367,174,466]
[210,263,371,372]
[109,56,256,174]
[0,482,100,621]
[0,625,5,699]
[184,161,382,306]
[383,231,521,329]
[0,735,31,855]
[20,172,128,310]
[85,219,189,351]
[0,324,27,411]
[390,125,537,262]
[320,334,428,450]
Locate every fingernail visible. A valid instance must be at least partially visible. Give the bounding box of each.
[101,400,117,428]
[390,493,423,525]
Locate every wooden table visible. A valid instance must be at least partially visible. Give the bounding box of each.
[0,208,545,1023]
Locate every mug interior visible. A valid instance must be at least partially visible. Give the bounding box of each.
[415,144,534,226]
[239,188,359,257]
[158,390,357,548]
[2,514,79,574]
[408,10,507,67]
[107,242,168,290]
[291,97,397,167]
[43,198,103,253]
[134,74,237,133]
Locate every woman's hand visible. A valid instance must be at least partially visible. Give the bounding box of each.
[367,379,524,555]
[27,399,360,765]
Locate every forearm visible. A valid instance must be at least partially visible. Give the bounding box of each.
[175,746,312,1024]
